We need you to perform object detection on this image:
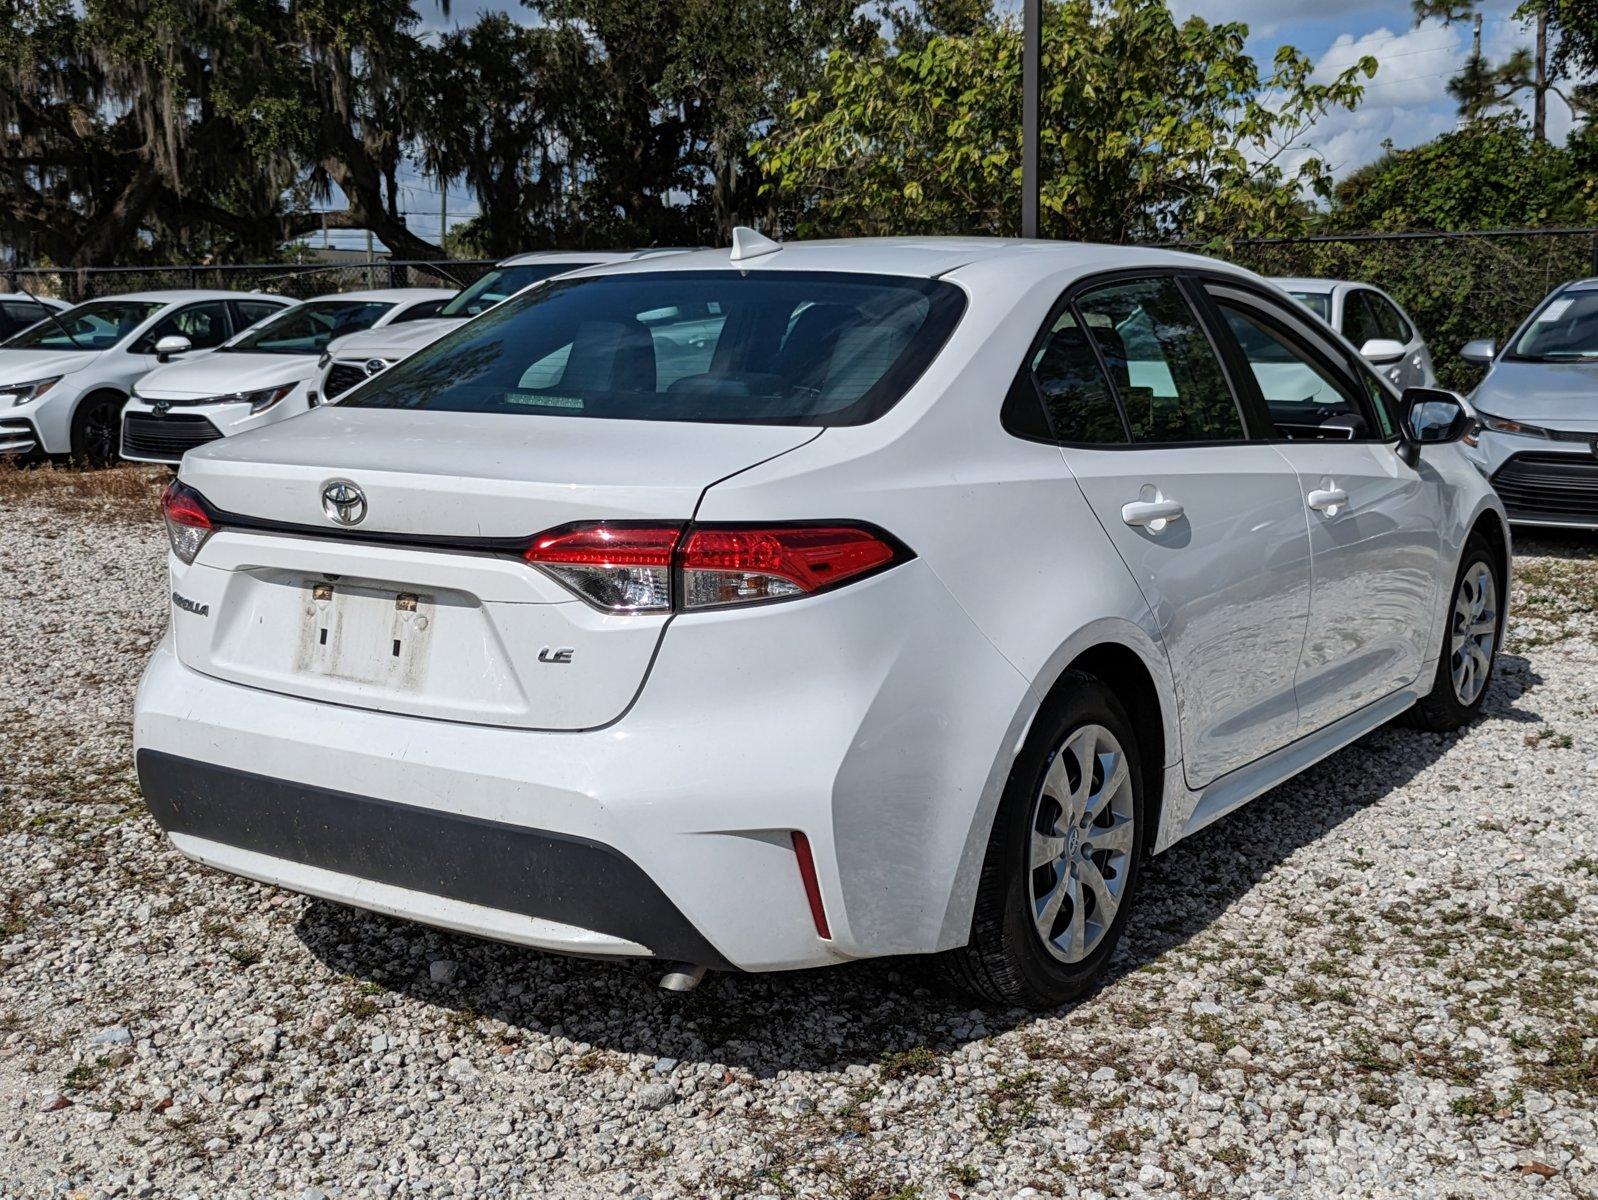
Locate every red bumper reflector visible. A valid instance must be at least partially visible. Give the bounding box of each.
[790,831,831,940]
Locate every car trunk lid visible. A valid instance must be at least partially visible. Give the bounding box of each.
[171,408,820,728]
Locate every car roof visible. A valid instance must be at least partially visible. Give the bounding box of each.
[64,289,292,305]
[497,249,693,267]
[1557,277,1598,293]
[299,288,456,303]
[565,236,1255,287]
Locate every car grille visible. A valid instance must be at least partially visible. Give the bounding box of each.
[121,412,225,461]
[1491,450,1598,521]
[323,362,372,399]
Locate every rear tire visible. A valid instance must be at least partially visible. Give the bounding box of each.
[70,391,125,467]
[943,672,1146,1009]
[1403,534,1502,733]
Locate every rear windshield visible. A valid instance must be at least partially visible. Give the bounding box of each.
[223,300,393,355]
[339,271,967,425]
[1511,288,1598,361]
[3,299,164,350]
[438,263,596,318]
[1287,291,1331,322]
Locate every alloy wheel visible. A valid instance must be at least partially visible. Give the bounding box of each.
[1449,561,1497,706]
[78,399,122,466]
[1027,723,1136,964]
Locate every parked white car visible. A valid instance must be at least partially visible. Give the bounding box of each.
[1273,277,1437,390]
[121,288,454,463]
[0,290,293,462]
[135,235,1507,1007]
[0,293,71,341]
[1459,277,1598,529]
[312,250,689,405]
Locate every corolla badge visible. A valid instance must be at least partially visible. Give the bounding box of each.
[321,480,367,526]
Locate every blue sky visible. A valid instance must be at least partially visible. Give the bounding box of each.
[318,0,1570,251]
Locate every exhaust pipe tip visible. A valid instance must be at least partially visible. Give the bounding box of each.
[658,962,707,993]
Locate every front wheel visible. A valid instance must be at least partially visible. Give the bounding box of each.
[70,392,125,467]
[944,672,1146,1009]
[1404,535,1503,732]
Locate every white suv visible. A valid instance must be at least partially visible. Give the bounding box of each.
[133,236,1507,1007]
[0,290,292,462]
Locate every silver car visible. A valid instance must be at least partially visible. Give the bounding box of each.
[1462,277,1598,530]
[1274,277,1437,390]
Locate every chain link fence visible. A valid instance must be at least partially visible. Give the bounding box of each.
[1213,227,1598,392]
[0,259,499,305]
[7,229,1598,393]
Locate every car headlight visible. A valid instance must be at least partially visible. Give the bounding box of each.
[1474,411,1548,438]
[1,376,62,407]
[218,384,295,415]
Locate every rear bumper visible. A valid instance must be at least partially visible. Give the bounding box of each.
[137,748,732,968]
[133,557,1032,970]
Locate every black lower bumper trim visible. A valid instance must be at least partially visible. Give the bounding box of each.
[136,750,732,970]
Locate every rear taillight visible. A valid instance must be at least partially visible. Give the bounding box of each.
[523,522,907,613]
[524,524,680,612]
[161,480,214,564]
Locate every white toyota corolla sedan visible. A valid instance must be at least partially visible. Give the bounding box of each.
[0,290,293,462]
[121,288,454,463]
[133,235,1508,1007]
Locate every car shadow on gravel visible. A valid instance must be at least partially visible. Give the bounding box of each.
[296,653,1542,1078]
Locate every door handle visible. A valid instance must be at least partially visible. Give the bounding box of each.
[1307,486,1349,514]
[1121,498,1186,529]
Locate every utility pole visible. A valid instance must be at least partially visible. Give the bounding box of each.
[1022,0,1041,238]
[1534,7,1548,143]
[1472,12,1482,59]
[439,174,448,252]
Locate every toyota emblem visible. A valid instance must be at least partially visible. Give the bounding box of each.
[321,480,367,526]
[364,359,388,377]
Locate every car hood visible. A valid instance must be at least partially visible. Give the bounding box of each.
[137,352,318,399]
[326,319,462,360]
[1473,359,1598,429]
[0,348,101,382]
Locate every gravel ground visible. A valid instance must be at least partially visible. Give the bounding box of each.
[1,488,1595,1200]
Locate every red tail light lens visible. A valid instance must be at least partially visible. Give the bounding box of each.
[524,524,681,612]
[679,526,898,609]
[524,522,906,612]
[161,481,214,564]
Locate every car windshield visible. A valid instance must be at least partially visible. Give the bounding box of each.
[2,299,164,351]
[223,300,393,354]
[339,270,967,426]
[438,263,596,318]
[1511,288,1598,360]
[1287,291,1332,322]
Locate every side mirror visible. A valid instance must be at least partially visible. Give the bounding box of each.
[154,335,192,363]
[1359,337,1407,366]
[1459,338,1496,365]
[1398,386,1473,465]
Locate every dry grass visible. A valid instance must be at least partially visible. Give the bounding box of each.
[0,463,166,523]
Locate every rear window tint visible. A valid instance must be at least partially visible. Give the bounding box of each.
[339,271,966,426]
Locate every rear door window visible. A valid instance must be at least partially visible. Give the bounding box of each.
[343,271,966,426]
[1074,277,1245,443]
[1004,307,1127,443]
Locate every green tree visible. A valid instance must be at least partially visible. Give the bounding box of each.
[759,0,1374,242]
[414,14,596,256]
[1413,0,1592,140]
[1329,118,1591,229]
